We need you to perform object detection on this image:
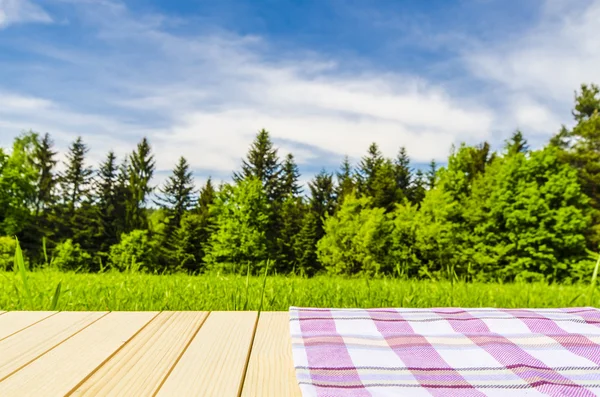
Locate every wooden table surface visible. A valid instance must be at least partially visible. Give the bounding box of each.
[0,310,302,397]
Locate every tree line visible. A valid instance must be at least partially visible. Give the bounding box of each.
[0,83,599,282]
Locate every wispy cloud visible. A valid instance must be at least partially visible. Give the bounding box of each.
[0,0,52,29]
[464,0,600,137]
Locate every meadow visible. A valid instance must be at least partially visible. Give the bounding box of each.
[2,269,600,311]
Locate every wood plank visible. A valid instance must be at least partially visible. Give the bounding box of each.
[70,311,208,396]
[0,311,107,382]
[241,312,301,397]
[156,311,258,397]
[0,311,157,397]
[0,311,57,341]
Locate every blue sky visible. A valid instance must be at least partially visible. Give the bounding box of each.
[0,0,598,187]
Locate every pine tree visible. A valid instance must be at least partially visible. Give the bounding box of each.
[57,136,97,253]
[393,147,412,196]
[335,155,355,207]
[95,151,119,253]
[409,169,427,205]
[356,143,384,197]
[32,133,57,217]
[294,170,336,275]
[308,170,336,220]
[426,160,437,190]
[572,83,600,122]
[371,159,400,211]
[281,153,302,197]
[60,136,93,216]
[233,129,282,201]
[156,156,196,229]
[113,158,130,237]
[505,130,529,155]
[127,137,155,231]
[275,195,304,273]
[155,157,196,270]
[197,177,216,216]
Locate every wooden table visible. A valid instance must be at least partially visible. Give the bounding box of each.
[0,311,302,396]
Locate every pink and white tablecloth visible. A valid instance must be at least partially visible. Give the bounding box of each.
[289,307,600,396]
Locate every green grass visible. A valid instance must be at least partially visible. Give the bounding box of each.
[1,269,599,311]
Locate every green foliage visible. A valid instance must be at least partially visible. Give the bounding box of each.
[172,212,210,273]
[274,195,304,272]
[0,236,17,271]
[233,129,282,202]
[467,147,591,282]
[204,178,269,273]
[127,137,156,231]
[318,194,392,276]
[0,131,38,237]
[109,230,155,272]
[51,239,92,272]
[335,155,355,207]
[389,202,421,277]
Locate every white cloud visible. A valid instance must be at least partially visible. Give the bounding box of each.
[0,0,52,29]
[464,0,600,132]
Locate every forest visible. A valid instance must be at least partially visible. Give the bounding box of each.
[0,83,599,284]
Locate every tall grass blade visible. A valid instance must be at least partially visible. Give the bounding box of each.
[42,236,49,267]
[50,281,62,310]
[258,260,269,314]
[588,250,600,306]
[14,237,32,307]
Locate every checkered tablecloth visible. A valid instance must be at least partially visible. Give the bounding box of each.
[289,307,600,396]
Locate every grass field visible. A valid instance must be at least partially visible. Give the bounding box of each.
[1,269,599,311]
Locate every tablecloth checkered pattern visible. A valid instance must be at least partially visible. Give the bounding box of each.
[289,306,600,396]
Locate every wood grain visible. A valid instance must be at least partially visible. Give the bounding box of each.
[0,311,157,397]
[156,311,258,397]
[0,311,107,382]
[241,312,301,397]
[70,311,208,396]
[0,311,57,341]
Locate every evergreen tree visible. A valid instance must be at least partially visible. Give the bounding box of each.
[308,169,336,220]
[233,129,282,201]
[505,130,529,155]
[95,151,119,253]
[127,137,155,231]
[281,153,302,197]
[293,211,320,276]
[294,170,336,275]
[426,160,437,190]
[154,157,196,270]
[335,155,355,206]
[171,177,217,273]
[371,159,400,211]
[113,158,130,237]
[60,136,93,217]
[197,177,216,215]
[572,83,600,122]
[156,156,196,230]
[356,143,384,197]
[32,133,57,217]
[409,169,427,205]
[275,195,304,273]
[393,147,412,196]
[55,137,96,248]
